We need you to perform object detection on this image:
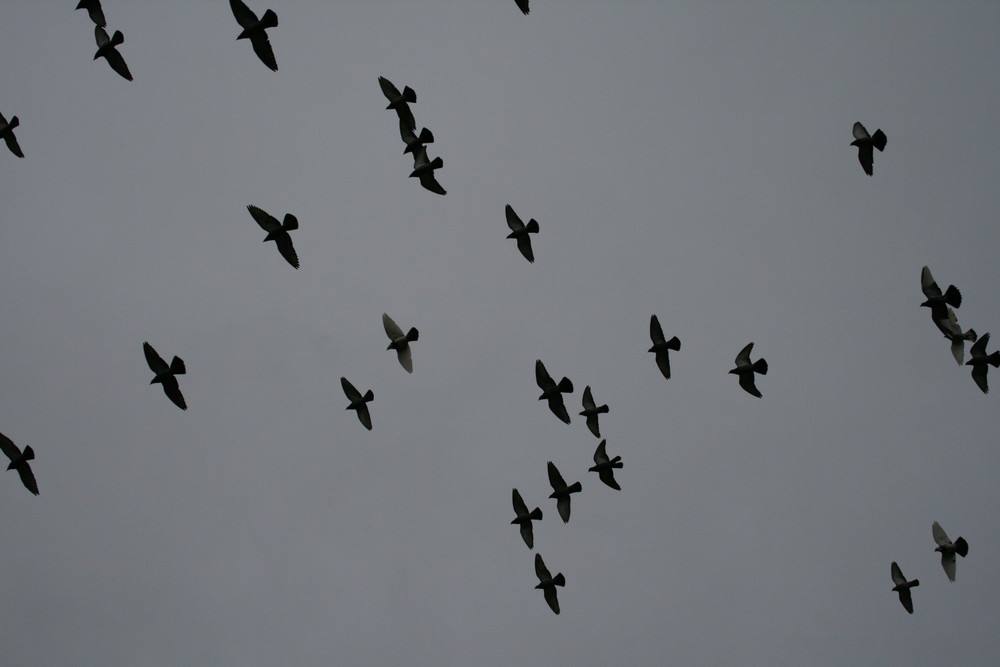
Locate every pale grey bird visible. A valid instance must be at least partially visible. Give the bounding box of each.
[383,313,419,373]
[534,553,565,615]
[648,314,680,380]
[851,121,886,176]
[230,0,278,71]
[0,431,38,496]
[409,145,446,195]
[378,76,416,131]
[93,26,132,81]
[933,306,977,365]
[890,562,919,614]
[340,377,373,431]
[536,359,573,424]
[505,205,539,263]
[143,341,187,410]
[729,342,768,398]
[932,521,969,582]
[511,488,543,549]
[920,266,962,324]
[547,461,581,523]
[966,332,1000,394]
[247,205,299,269]
[588,440,622,491]
[399,118,433,155]
[76,0,106,27]
[578,385,608,438]
[0,112,23,158]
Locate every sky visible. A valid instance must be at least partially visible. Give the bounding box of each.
[1,1,999,665]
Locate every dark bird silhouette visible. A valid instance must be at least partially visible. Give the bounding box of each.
[511,488,543,549]
[230,0,278,71]
[505,205,539,263]
[648,314,680,380]
[579,386,608,438]
[383,313,418,373]
[932,521,969,582]
[588,440,622,491]
[93,26,132,81]
[399,119,433,155]
[920,266,962,323]
[535,360,573,424]
[547,461,581,523]
[934,306,977,365]
[534,553,564,614]
[0,431,38,495]
[378,76,416,131]
[247,205,299,269]
[966,332,1000,394]
[890,562,919,614]
[340,377,374,431]
[729,342,768,398]
[0,112,24,158]
[850,121,886,176]
[515,0,530,15]
[143,341,187,410]
[76,0,106,27]
[409,146,446,195]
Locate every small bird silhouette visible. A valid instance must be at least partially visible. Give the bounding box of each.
[247,205,299,269]
[340,377,374,431]
[93,26,132,81]
[850,121,886,176]
[505,205,539,263]
[0,112,24,158]
[0,431,38,495]
[515,0,530,15]
[535,360,573,424]
[143,341,187,410]
[534,553,565,615]
[588,440,623,490]
[230,0,279,71]
[383,313,419,373]
[409,146,446,195]
[511,488,543,549]
[378,76,416,131]
[966,332,1000,394]
[648,314,680,380]
[920,266,962,324]
[933,306,977,365]
[547,461,582,523]
[578,385,608,438]
[76,0,106,27]
[399,119,434,155]
[890,562,919,614]
[932,521,969,582]
[729,342,768,398]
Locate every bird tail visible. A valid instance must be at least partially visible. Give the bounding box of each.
[111,30,124,47]
[944,285,962,308]
[261,9,279,29]
[988,351,1000,368]
[752,358,768,375]
[430,157,443,170]
[283,214,299,231]
[954,537,969,557]
[910,578,920,588]
[418,128,434,144]
[872,129,887,151]
[402,86,416,104]
[557,378,573,393]
[964,329,978,342]
[667,336,681,351]
[528,507,543,521]
[22,445,35,461]
[611,457,623,468]
[7,116,18,130]
[552,573,566,587]
[525,219,540,234]
[567,481,582,493]
[363,389,374,402]
[406,327,419,342]
[170,357,187,375]
[596,404,609,414]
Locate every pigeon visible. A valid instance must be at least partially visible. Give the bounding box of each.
[920,266,962,324]
[143,341,187,410]
[409,146,446,196]
[230,0,279,71]
[0,431,38,496]
[93,26,132,81]
[578,385,608,438]
[247,205,299,269]
[534,553,564,614]
[932,521,969,582]
[933,306,977,365]
[890,562,919,614]
[0,112,23,158]
[76,0,106,27]
[511,488,543,549]
[378,76,416,131]
[547,461,581,523]
[648,314,680,380]
[383,313,419,373]
[850,121,887,176]
[729,342,768,398]
[505,205,539,263]
[399,119,434,155]
[966,332,1000,394]
[588,440,622,491]
[535,360,574,424]
[340,377,374,431]
[515,0,530,15]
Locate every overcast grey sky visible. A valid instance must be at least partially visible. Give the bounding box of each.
[2,2,999,665]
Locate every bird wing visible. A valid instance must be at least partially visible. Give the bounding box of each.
[512,488,529,517]
[0,431,22,462]
[505,204,524,232]
[160,376,187,410]
[248,205,280,232]
[103,45,133,81]
[418,172,446,196]
[971,364,989,394]
[143,342,169,374]
[94,25,110,48]
[4,131,24,158]
[738,372,762,398]
[547,394,571,424]
[897,588,914,614]
[934,306,961,337]
[598,468,621,491]
[393,104,416,134]
[250,33,278,71]
[556,495,571,523]
[856,143,874,176]
[940,551,957,582]
[15,462,38,495]
[593,440,609,464]
[969,332,990,358]
[395,346,413,373]
[543,585,560,614]
[581,386,595,411]
[534,553,551,581]
[852,121,870,141]
[378,76,401,102]
[654,351,672,380]
[519,521,534,549]
[535,360,555,390]
[383,313,404,340]
[273,231,299,268]
[735,342,754,367]
[890,561,907,586]
[229,0,259,28]
[341,377,362,402]
[87,1,107,27]
[650,314,665,344]
[949,339,966,365]
[515,235,534,262]
[920,266,942,299]
[585,413,600,438]
[515,0,530,15]
[356,404,372,430]
[547,461,566,491]
[932,521,951,546]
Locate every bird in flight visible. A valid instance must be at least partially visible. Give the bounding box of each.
[648,314,680,380]
[933,306,977,365]
[0,431,38,495]
[399,119,434,156]
[850,121,886,176]
[588,440,623,491]
[383,313,419,373]
[247,205,299,269]
[93,26,132,81]
[505,205,539,263]
[340,377,374,431]
[0,112,23,158]
[535,360,574,424]
[920,266,962,324]
[143,342,187,410]
[547,461,582,523]
[230,0,279,71]
[932,521,969,582]
[76,0,106,27]
[729,342,768,398]
[966,332,1000,394]
[534,553,565,615]
[410,146,446,195]
[378,76,416,131]
[890,561,919,614]
[511,488,543,549]
[579,385,608,438]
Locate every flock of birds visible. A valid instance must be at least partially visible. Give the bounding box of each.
[0,0,985,620]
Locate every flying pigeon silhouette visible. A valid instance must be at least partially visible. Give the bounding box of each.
[933,306,977,365]
[648,314,680,380]
[378,76,416,131]
[143,341,187,410]
[511,488,543,549]
[399,119,433,155]
[534,553,565,615]
[890,561,919,614]
[515,0,530,15]
[729,342,768,398]
[850,121,886,176]
[588,440,623,491]
[247,205,299,269]
[93,26,132,81]
[547,461,582,523]
[966,332,1000,394]
[505,205,539,263]
[932,521,969,582]
[383,313,419,373]
[0,431,38,495]
[535,360,573,424]
[920,266,962,324]
[230,0,278,71]
[578,385,608,438]
[340,377,374,431]
[409,146,446,195]
[76,0,106,27]
[0,112,23,158]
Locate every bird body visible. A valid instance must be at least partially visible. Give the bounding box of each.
[547,461,581,523]
[340,377,374,430]
[535,360,573,423]
[511,488,543,549]
[383,313,419,373]
[0,112,23,158]
[143,342,187,410]
[729,342,768,397]
[409,146,446,195]
[505,205,539,263]
[247,205,299,268]
[534,553,565,614]
[588,440,622,490]
[578,385,608,438]
[93,26,132,81]
[966,332,1000,394]
[230,0,278,71]
[648,314,680,379]
[851,121,886,176]
[932,521,969,581]
[890,562,919,614]
[0,432,38,495]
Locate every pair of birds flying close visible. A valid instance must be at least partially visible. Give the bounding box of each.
[248,205,299,268]
[851,121,887,176]
[891,521,969,614]
[143,342,187,410]
[76,2,132,82]
[378,77,447,195]
[0,431,38,496]
[230,0,279,71]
